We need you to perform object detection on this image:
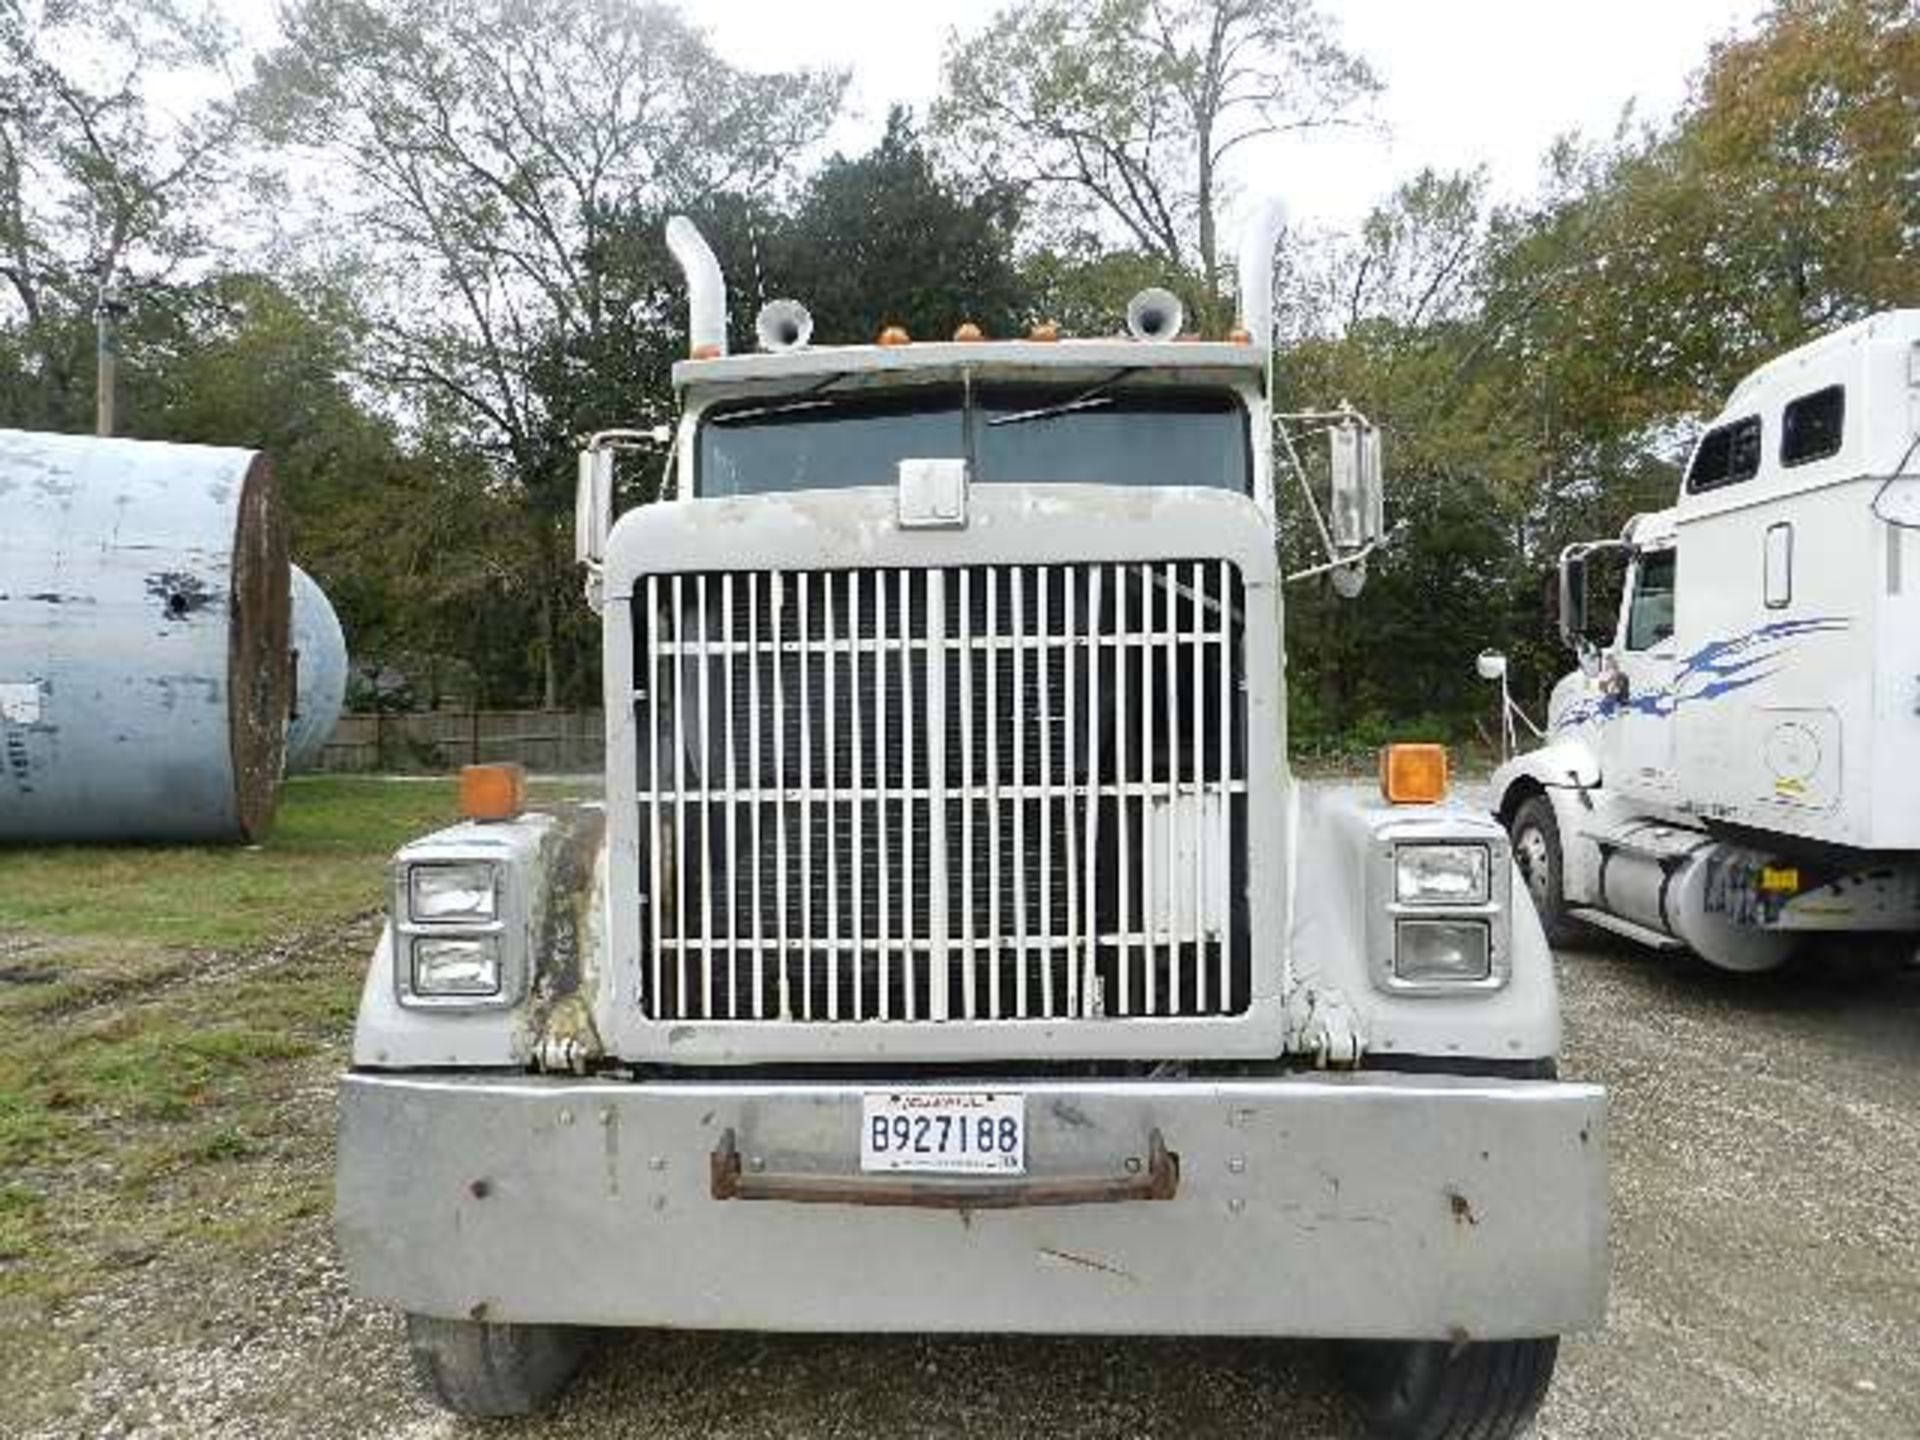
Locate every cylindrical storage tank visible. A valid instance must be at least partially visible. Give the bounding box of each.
[287,565,347,773]
[0,429,290,843]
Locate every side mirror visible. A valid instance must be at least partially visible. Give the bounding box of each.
[1329,420,1385,550]
[576,448,614,566]
[1557,549,1589,654]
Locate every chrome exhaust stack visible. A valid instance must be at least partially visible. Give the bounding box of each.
[1236,197,1287,349]
[666,216,728,358]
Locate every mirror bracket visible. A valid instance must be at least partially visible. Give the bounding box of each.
[1557,538,1635,670]
[576,425,673,610]
[1275,404,1387,598]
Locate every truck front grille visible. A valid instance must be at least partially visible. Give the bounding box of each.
[633,561,1249,1023]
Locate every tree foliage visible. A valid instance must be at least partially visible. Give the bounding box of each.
[938,0,1375,323]
[0,0,1910,740]
[257,0,845,702]
[0,0,246,427]
[767,109,1031,344]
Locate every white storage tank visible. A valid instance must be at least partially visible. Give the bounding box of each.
[287,564,348,773]
[0,429,291,842]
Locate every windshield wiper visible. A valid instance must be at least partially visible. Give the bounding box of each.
[985,370,1134,428]
[709,397,847,424]
[709,373,859,425]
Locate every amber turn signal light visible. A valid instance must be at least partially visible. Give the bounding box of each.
[1379,744,1449,805]
[460,762,527,822]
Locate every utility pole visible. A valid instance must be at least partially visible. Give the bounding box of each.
[94,276,125,437]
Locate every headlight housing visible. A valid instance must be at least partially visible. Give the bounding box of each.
[1370,829,1511,995]
[1394,919,1492,983]
[411,935,502,996]
[391,841,524,1010]
[408,861,499,923]
[1395,843,1490,905]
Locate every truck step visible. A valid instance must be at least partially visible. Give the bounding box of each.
[1566,907,1689,951]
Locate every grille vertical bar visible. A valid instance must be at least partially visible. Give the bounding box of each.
[823,572,840,1021]
[1115,563,1133,1015]
[1012,566,1030,1018]
[1139,562,1157,1016]
[850,571,866,1022]
[645,576,664,1016]
[985,568,1003,1019]
[876,573,892,1019]
[772,574,791,1020]
[722,573,737,1017]
[697,579,714,1017]
[1216,559,1234,1010]
[1079,565,1104,1019]
[1182,564,1198,1013]
[749,573,766,1018]
[1037,565,1055,1017]
[636,560,1248,1024]
[670,575,688,1012]
[958,568,977,1021]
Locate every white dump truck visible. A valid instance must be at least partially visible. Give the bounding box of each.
[1489,310,1920,971]
[335,208,1607,1440]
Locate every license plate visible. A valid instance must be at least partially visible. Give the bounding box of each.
[860,1091,1025,1174]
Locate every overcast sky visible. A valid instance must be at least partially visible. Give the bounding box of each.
[696,0,1766,234]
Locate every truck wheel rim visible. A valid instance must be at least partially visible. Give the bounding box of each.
[1516,827,1552,906]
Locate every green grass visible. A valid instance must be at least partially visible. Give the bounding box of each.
[0,776,469,949]
[0,776,590,1317]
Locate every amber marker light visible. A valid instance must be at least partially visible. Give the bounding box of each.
[877,325,911,346]
[1379,744,1449,805]
[953,322,985,342]
[460,762,527,822]
[1028,321,1060,343]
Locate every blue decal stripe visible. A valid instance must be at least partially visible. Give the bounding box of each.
[1554,617,1848,730]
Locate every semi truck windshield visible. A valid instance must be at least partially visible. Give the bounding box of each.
[697,384,1250,497]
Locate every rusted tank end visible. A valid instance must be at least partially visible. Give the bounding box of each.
[228,453,291,843]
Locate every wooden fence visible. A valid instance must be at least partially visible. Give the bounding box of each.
[314,710,605,774]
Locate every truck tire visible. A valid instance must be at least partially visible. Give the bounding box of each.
[1508,794,1587,948]
[405,1312,593,1417]
[1340,1337,1558,1440]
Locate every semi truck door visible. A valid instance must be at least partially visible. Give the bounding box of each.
[1606,548,1678,799]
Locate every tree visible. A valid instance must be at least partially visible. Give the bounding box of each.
[1476,0,1918,439]
[938,0,1375,326]
[1279,0,1920,747]
[0,0,246,430]
[767,108,1031,344]
[258,0,845,706]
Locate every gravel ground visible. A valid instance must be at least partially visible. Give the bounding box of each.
[12,936,1919,1440]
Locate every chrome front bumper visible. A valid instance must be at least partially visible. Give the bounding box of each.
[335,1071,1607,1339]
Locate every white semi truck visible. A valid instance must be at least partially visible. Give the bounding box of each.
[335,208,1607,1440]
[1489,311,1920,971]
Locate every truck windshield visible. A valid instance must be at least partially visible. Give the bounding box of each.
[697,383,1250,497]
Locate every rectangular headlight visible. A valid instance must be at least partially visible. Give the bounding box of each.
[409,862,498,923]
[1394,919,1492,983]
[412,936,502,996]
[1394,843,1490,905]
